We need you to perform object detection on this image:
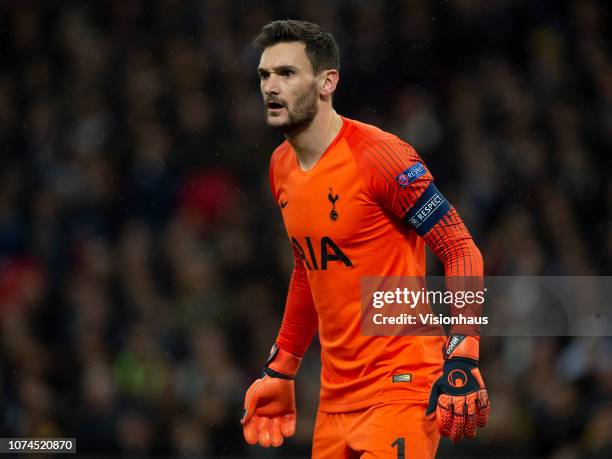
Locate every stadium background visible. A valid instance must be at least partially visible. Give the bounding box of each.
[0,0,610,457]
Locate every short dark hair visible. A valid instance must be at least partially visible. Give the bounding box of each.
[253,20,340,75]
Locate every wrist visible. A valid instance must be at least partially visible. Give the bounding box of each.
[264,344,302,378]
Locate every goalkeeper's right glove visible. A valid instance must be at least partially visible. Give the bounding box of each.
[241,344,302,448]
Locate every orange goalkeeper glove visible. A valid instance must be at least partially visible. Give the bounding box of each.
[426,335,490,442]
[241,344,302,448]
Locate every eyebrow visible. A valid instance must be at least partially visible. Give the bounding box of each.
[257,65,299,75]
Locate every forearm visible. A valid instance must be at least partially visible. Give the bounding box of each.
[423,207,483,335]
[423,207,483,277]
[275,253,318,358]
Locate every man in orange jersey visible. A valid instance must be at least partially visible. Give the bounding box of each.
[241,20,490,458]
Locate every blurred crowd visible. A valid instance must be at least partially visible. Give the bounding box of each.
[0,0,610,457]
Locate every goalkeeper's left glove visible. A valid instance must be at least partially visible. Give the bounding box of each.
[426,335,490,442]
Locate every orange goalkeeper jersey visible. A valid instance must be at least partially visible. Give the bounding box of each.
[270,117,448,412]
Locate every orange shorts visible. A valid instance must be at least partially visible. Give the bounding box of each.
[312,401,440,459]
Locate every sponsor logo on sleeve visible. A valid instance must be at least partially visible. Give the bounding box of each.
[395,163,426,189]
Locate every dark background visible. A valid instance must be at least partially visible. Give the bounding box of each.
[0,0,610,457]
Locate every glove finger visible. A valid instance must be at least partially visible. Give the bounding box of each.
[463,392,478,439]
[426,381,442,416]
[243,416,260,445]
[436,394,453,437]
[241,379,263,426]
[450,419,465,442]
[280,413,296,437]
[257,417,272,448]
[449,396,466,443]
[270,417,284,447]
[476,389,490,427]
[471,367,486,390]
[464,413,477,439]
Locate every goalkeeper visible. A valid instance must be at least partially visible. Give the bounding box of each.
[242,19,489,458]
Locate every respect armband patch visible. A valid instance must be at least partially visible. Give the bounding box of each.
[395,162,426,188]
[404,182,451,235]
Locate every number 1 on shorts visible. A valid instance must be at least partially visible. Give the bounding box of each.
[391,437,405,458]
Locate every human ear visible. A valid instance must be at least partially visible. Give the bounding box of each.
[319,70,339,97]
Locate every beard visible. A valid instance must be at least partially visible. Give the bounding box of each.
[264,83,319,134]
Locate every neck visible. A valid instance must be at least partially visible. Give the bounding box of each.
[285,108,343,171]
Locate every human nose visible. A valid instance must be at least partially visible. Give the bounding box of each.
[262,73,280,95]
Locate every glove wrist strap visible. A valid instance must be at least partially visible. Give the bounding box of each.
[262,367,294,380]
[264,344,302,378]
[445,335,480,361]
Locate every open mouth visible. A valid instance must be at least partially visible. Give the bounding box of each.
[267,102,285,110]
